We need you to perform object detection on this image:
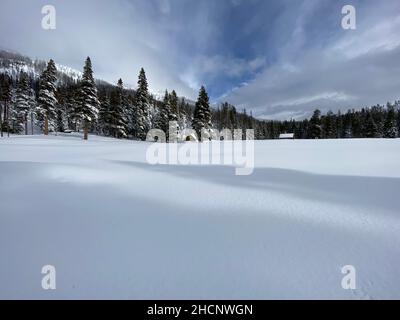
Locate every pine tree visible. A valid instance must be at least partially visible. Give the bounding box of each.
[397,104,400,135]
[383,106,398,138]
[0,73,12,137]
[37,59,58,135]
[364,111,379,138]
[336,110,343,138]
[97,88,112,136]
[79,57,99,140]
[108,79,128,138]
[28,87,37,135]
[15,72,32,135]
[309,109,322,139]
[56,108,65,133]
[177,98,189,130]
[54,88,69,133]
[68,85,82,131]
[153,90,170,139]
[169,90,178,122]
[322,110,336,138]
[133,68,150,140]
[192,86,212,140]
[343,111,353,138]
[8,88,21,134]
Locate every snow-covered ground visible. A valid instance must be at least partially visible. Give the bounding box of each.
[0,134,399,299]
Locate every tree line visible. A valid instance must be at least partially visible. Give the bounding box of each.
[0,56,399,140]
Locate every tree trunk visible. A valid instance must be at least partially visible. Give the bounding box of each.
[44,115,49,135]
[83,120,88,140]
[31,111,34,135]
[25,114,28,135]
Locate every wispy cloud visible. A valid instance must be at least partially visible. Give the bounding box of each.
[0,0,399,119]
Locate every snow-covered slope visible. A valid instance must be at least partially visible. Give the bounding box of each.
[0,135,399,299]
[0,50,83,83]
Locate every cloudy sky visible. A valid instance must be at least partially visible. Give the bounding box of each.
[1,0,399,119]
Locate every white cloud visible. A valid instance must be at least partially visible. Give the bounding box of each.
[224,4,400,119]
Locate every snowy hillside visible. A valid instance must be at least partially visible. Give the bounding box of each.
[0,49,85,83]
[0,135,399,299]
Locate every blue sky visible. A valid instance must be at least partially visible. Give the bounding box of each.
[1,0,400,119]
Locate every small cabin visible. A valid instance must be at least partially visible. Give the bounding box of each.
[279,133,295,139]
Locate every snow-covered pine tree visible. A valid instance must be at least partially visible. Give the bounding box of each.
[383,106,398,138]
[397,103,400,134]
[37,59,58,135]
[79,57,99,140]
[109,79,128,138]
[97,88,111,136]
[322,110,337,139]
[169,90,178,122]
[125,93,136,138]
[134,68,150,140]
[15,71,31,135]
[28,87,37,135]
[308,109,322,139]
[55,107,65,133]
[192,86,212,140]
[177,98,189,130]
[343,111,353,138]
[55,88,69,133]
[68,85,82,132]
[0,73,12,137]
[364,111,379,138]
[9,88,21,134]
[153,90,170,139]
[336,110,343,138]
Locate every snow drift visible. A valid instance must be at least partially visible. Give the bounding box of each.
[0,135,399,299]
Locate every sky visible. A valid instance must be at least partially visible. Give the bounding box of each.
[0,0,399,119]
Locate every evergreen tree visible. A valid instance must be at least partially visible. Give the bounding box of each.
[322,110,336,138]
[383,106,398,138]
[28,87,37,135]
[15,72,32,135]
[343,111,353,138]
[125,93,136,138]
[364,111,379,138]
[153,90,170,139]
[177,98,189,130]
[68,85,82,131]
[336,111,343,138]
[371,105,384,137]
[56,108,65,132]
[308,109,322,139]
[79,57,99,140]
[37,59,58,135]
[134,68,150,140]
[109,79,128,138]
[169,90,178,122]
[97,88,112,136]
[54,88,69,133]
[192,86,212,139]
[397,104,400,135]
[0,73,12,137]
